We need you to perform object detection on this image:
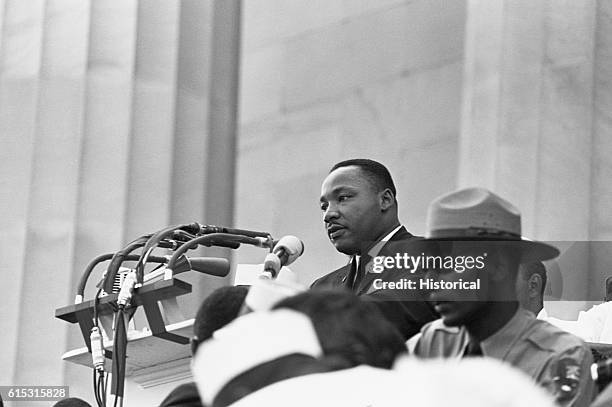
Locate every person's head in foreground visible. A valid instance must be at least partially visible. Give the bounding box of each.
[273,289,406,369]
[216,350,558,407]
[191,285,249,355]
[192,290,406,407]
[52,398,92,407]
[191,308,329,407]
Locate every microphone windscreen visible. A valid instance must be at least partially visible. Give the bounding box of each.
[274,235,305,265]
[188,257,231,277]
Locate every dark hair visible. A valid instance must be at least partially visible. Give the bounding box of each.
[519,262,547,297]
[330,159,397,199]
[273,290,406,368]
[193,285,249,346]
[52,398,91,407]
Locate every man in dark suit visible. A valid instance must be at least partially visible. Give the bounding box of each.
[311,158,436,339]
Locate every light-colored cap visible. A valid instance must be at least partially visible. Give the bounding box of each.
[191,309,322,405]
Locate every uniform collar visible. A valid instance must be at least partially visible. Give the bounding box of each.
[478,307,535,359]
[536,308,548,320]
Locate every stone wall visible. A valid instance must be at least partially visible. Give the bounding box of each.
[235,0,468,284]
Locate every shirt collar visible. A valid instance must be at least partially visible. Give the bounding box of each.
[479,307,535,359]
[364,225,403,259]
[536,308,548,320]
[351,225,402,268]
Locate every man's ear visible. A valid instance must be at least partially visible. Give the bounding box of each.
[528,274,542,298]
[380,188,395,211]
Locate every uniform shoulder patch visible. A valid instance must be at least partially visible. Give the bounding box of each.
[551,356,584,402]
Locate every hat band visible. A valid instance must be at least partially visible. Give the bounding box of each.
[429,227,522,240]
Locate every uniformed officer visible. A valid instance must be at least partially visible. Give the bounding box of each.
[409,188,594,407]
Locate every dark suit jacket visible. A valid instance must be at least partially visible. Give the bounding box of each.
[311,226,437,339]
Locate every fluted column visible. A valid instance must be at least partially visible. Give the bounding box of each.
[458,0,603,315]
[0,0,242,404]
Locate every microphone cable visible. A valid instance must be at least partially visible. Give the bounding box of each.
[165,233,265,271]
[92,287,107,407]
[92,369,100,406]
[102,235,151,295]
[77,253,168,303]
[93,367,107,407]
[133,223,202,283]
[102,235,182,295]
[111,303,130,407]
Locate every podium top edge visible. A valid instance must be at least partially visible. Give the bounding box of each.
[55,278,192,323]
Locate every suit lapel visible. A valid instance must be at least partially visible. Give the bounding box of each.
[355,260,373,295]
[337,261,354,289]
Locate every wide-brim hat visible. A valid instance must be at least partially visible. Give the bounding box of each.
[423,188,559,263]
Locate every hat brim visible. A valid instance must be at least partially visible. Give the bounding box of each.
[515,239,560,263]
[421,236,560,263]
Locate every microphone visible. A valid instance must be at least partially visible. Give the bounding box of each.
[191,223,272,239]
[263,236,304,279]
[143,256,231,283]
[172,256,230,277]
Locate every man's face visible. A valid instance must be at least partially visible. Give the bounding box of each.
[514,267,530,310]
[425,242,492,327]
[320,166,385,255]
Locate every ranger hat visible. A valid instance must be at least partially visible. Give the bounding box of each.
[424,187,559,263]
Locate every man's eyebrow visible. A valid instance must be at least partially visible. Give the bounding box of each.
[330,185,356,194]
[320,186,356,202]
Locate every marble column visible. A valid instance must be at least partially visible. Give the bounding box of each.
[0,0,242,404]
[588,0,612,302]
[458,0,610,317]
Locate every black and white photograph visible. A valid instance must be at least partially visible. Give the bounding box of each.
[1,1,611,406]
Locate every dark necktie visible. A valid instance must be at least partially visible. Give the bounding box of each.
[463,339,483,357]
[352,254,371,292]
[344,257,358,290]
